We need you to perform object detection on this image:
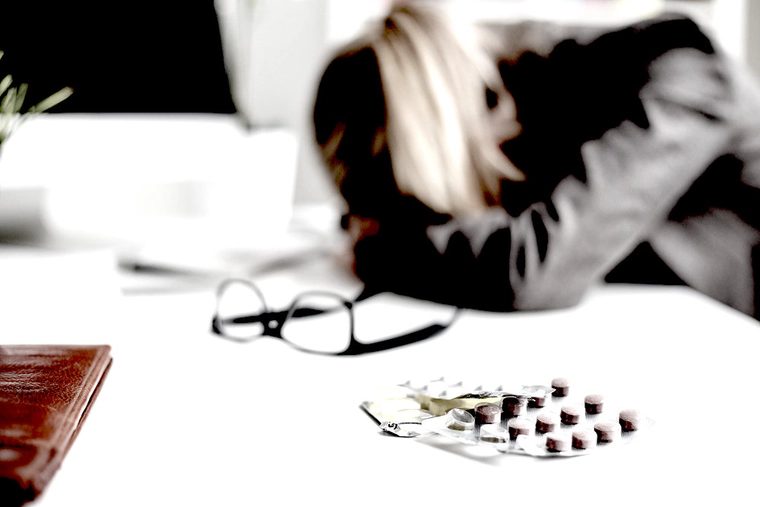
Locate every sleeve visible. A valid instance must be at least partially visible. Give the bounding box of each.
[353,46,738,312]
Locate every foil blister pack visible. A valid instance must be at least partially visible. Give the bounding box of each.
[361,377,654,458]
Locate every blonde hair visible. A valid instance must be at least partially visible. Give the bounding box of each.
[370,4,523,215]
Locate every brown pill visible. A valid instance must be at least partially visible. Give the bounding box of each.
[572,428,597,450]
[619,409,641,431]
[551,377,569,397]
[507,417,532,440]
[535,413,559,434]
[545,432,571,452]
[584,394,605,415]
[501,396,525,419]
[560,404,582,425]
[474,403,501,425]
[528,393,546,408]
[594,420,619,443]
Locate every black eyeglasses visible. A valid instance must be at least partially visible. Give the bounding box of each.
[211,279,459,355]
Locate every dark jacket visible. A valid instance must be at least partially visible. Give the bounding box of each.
[321,17,760,318]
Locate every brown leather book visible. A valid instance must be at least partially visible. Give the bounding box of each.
[0,345,112,506]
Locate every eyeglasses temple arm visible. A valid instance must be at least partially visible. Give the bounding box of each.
[339,308,461,355]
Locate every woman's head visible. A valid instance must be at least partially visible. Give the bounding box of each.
[314,3,522,217]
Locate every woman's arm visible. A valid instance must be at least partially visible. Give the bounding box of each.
[515,48,735,309]
[354,47,737,311]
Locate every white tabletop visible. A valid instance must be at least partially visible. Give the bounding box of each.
[4,245,759,506]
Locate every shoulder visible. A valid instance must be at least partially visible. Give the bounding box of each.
[500,15,719,130]
[501,15,715,80]
[554,14,714,60]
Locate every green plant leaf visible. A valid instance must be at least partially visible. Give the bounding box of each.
[0,75,12,99]
[14,82,27,113]
[29,87,74,113]
[1,87,16,114]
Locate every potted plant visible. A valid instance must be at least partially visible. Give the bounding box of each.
[0,50,73,148]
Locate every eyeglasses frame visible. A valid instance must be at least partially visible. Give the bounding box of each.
[211,278,459,355]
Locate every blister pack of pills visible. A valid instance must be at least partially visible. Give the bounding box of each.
[361,377,654,457]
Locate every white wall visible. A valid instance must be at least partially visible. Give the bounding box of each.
[216,0,395,209]
[744,1,760,77]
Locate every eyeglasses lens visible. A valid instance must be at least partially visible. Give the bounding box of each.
[353,293,452,342]
[281,294,352,354]
[216,281,268,339]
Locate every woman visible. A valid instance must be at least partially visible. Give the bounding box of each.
[313,4,760,318]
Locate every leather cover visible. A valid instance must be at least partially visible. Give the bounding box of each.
[0,345,112,506]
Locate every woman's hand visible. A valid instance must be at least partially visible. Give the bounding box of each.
[338,214,381,275]
[345,214,381,247]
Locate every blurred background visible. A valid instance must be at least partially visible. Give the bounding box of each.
[0,0,757,282]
